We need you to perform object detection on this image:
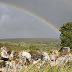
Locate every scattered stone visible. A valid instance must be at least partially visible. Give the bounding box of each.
[52,50,59,57]
[41,52,50,61]
[38,52,50,69]
[50,61,56,66]
[29,50,41,61]
[59,47,70,54]
[33,59,41,64]
[68,53,72,62]
[0,46,9,58]
[22,51,31,61]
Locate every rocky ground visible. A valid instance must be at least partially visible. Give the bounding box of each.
[0,46,72,72]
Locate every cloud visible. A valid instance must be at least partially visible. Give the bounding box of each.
[0,14,10,26]
[1,14,10,21]
[0,4,9,13]
[64,0,72,7]
[0,5,10,26]
[0,1,61,38]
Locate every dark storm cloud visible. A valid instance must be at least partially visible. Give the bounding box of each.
[0,0,72,38]
[0,15,59,38]
[2,0,72,27]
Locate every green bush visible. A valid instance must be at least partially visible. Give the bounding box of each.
[60,21,72,49]
[29,44,38,50]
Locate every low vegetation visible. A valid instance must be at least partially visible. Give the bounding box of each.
[20,62,72,72]
[0,38,61,53]
[0,38,72,72]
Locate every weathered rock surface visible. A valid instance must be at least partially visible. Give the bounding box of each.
[59,47,70,54]
[29,50,41,61]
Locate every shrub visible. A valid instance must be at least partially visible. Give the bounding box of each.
[60,22,72,49]
[29,44,38,50]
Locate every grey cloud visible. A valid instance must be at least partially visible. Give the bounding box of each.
[0,0,72,38]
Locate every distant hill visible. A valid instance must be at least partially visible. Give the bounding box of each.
[0,38,60,42]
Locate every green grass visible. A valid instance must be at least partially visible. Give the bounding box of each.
[20,62,72,72]
[0,38,61,52]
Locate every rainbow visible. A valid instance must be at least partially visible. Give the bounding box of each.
[0,1,60,34]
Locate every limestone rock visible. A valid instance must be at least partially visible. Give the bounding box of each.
[59,47,70,54]
[49,54,56,61]
[22,51,31,61]
[68,53,72,62]
[50,61,56,66]
[0,46,9,58]
[29,50,41,61]
[52,50,59,57]
[41,52,50,62]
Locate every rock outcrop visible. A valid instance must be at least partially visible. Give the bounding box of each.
[0,46,72,72]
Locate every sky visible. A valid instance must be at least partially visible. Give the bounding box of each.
[0,0,72,39]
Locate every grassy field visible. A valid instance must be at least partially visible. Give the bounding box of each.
[1,38,72,72]
[0,38,61,53]
[20,62,72,72]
